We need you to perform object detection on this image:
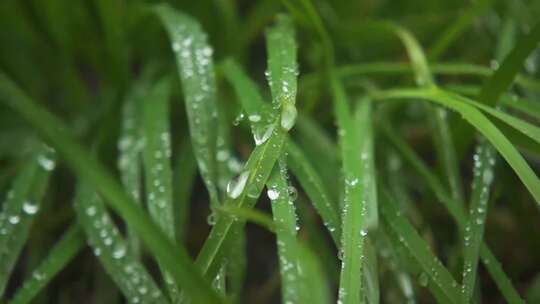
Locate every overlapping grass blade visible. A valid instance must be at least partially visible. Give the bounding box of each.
[374,87,540,206]
[380,191,462,303]
[154,3,219,208]
[331,76,366,304]
[10,224,85,304]
[381,123,524,303]
[0,148,53,295]
[75,182,168,304]
[0,72,223,304]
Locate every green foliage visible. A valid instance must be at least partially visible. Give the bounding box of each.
[1,0,539,303]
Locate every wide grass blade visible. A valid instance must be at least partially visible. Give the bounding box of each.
[374,87,540,207]
[0,72,223,304]
[10,224,85,304]
[75,182,168,304]
[331,76,366,304]
[154,3,220,208]
[380,191,462,303]
[0,148,53,295]
[172,138,197,243]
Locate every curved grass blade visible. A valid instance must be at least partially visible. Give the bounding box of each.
[267,160,301,304]
[389,24,464,204]
[374,87,540,206]
[10,224,85,304]
[154,4,219,208]
[0,148,54,296]
[381,124,524,303]
[0,72,223,304]
[331,76,365,304]
[75,183,168,304]
[380,191,462,304]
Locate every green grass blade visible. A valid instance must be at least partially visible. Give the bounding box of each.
[286,140,340,243]
[118,75,146,256]
[380,191,462,303]
[390,24,464,204]
[462,139,496,300]
[267,161,301,304]
[0,72,223,304]
[142,77,174,238]
[0,149,53,295]
[374,87,540,206]
[381,124,524,303]
[355,98,378,229]
[331,76,365,304]
[154,3,220,208]
[75,182,168,304]
[10,224,85,304]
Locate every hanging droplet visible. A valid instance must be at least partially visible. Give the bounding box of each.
[22,200,39,215]
[226,171,250,199]
[280,102,297,131]
[267,188,280,200]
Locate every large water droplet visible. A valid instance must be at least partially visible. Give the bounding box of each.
[8,215,20,224]
[112,243,126,259]
[253,124,274,146]
[226,171,250,199]
[280,102,297,131]
[22,200,39,215]
[267,188,280,200]
[37,154,56,171]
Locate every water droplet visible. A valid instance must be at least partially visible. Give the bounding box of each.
[280,102,297,131]
[418,272,429,287]
[253,124,274,145]
[226,171,250,199]
[482,169,494,184]
[287,186,298,201]
[207,212,217,225]
[8,215,20,224]
[360,229,368,237]
[37,154,56,171]
[22,200,39,215]
[86,206,97,216]
[113,243,126,259]
[490,59,499,70]
[248,114,261,122]
[267,188,280,200]
[233,112,245,126]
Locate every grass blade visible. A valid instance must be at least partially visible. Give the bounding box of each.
[267,161,301,304]
[154,4,220,208]
[75,182,168,304]
[381,123,524,303]
[10,224,85,304]
[380,191,462,303]
[0,72,223,304]
[374,87,540,207]
[0,148,53,295]
[331,76,365,304]
[173,138,197,243]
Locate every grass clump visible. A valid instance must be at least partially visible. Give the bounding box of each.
[1,0,540,303]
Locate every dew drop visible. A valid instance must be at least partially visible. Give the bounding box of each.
[8,215,20,224]
[253,124,274,146]
[22,200,39,215]
[267,188,280,200]
[207,212,217,226]
[226,171,250,199]
[287,186,298,201]
[248,114,261,122]
[37,154,56,171]
[86,206,97,217]
[113,243,127,259]
[280,102,297,131]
